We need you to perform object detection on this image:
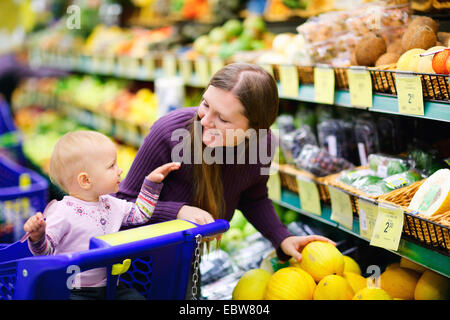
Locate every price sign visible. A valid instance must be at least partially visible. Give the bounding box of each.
[370,203,404,251]
[347,68,373,108]
[357,198,378,240]
[267,166,281,202]
[259,63,274,78]
[210,58,225,75]
[314,66,335,104]
[279,65,299,98]
[179,59,193,84]
[163,55,177,77]
[329,187,353,230]
[195,57,210,86]
[396,74,424,116]
[296,176,321,216]
[142,55,155,79]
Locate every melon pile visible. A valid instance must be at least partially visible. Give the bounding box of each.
[232,241,450,300]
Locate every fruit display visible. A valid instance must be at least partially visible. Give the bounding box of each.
[187,16,273,61]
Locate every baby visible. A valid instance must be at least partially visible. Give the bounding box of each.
[23,130,180,300]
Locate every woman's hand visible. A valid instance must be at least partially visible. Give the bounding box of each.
[177,205,215,225]
[146,162,181,183]
[280,235,336,262]
[23,212,46,242]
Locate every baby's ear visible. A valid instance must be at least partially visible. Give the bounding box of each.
[77,172,91,189]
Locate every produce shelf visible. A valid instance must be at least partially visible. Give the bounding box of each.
[279,84,450,123]
[272,189,450,278]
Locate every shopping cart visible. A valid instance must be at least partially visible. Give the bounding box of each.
[0,155,48,243]
[0,218,229,300]
[0,99,27,166]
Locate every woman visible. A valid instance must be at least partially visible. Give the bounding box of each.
[115,63,334,263]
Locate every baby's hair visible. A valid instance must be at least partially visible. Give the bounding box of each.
[49,130,114,192]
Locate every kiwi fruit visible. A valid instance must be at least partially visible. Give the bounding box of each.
[355,32,387,66]
[387,39,404,55]
[375,52,401,67]
[402,25,437,51]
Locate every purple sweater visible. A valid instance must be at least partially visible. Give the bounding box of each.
[115,107,292,259]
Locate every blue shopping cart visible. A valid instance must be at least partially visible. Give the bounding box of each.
[0,155,48,243]
[0,219,229,300]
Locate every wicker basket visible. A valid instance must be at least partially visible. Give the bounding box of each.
[368,64,398,95]
[297,66,314,84]
[334,67,349,89]
[277,163,330,204]
[378,180,450,253]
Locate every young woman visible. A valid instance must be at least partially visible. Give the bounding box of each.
[115,63,334,265]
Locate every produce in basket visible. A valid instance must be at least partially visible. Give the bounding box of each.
[279,126,318,164]
[354,117,380,166]
[408,168,450,217]
[294,144,354,177]
[368,154,410,178]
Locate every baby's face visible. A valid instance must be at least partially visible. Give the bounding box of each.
[86,142,123,197]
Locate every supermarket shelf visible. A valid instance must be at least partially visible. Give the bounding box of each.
[279,84,450,123]
[29,52,450,122]
[272,189,450,278]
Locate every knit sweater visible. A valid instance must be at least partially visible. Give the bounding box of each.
[115,107,292,259]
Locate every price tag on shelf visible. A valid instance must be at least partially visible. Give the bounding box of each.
[296,176,321,216]
[267,166,281,202]
[142,55,155,79]
[357,198,378,240]
[329,186,353,230]
[347,68,373,108]
[91,55,102,73]
[163,55,177,77]
[279,65,299,98]
[210,57,225,75]
[195,57,210,87]
[396,73,424,116]
[314,66,335,105]
[370,203,404,251]
[179,59,193,84]
[259,63,274,78]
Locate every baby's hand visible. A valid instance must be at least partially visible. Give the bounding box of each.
[23,212,46,242]
[146,162,181,183]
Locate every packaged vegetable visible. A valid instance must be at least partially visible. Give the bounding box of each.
[354,116,379,166]
[317,119,354,162]
[294,144,354,177]
[368,154,410,178]
[279,126,318,164]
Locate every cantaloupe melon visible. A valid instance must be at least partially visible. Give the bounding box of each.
[353,287,393,300]
[414,270,450,300]
[400,257,427,273]
[343,256,361,275]
[300,241,344,282]
[408,169,450,217]
[264,267,316,300]
[313,275,354,300]
[380,267,421,300]
[343,272,366,293]
[232,269,271,300]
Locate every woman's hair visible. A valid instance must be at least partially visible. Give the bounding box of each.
[49,130,113,192]
[190,63,279,220]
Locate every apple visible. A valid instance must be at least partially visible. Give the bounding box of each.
[431,48,450,75]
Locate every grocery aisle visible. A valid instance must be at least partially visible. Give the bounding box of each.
[0,0,449,302]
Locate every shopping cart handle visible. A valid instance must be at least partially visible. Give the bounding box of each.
[184,219,230,239]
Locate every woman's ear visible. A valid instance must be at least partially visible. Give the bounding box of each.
[77,172,91,190]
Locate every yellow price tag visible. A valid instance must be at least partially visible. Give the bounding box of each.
[296,177,321,216]
[267,167,281,202]
[279,65,299,98]
[357,198,378,240]
[19,173,31,190]
[396,74,424,116]
[195,58,210,86]
[347,68,372,108]
[179,59,192,84]
[370,203,404,251]
[163,55,177,77]
[142,55,155,79]
[314,66,335,104]
[259,63,274,78]
[329,187,353,230]
[210,58,225,75]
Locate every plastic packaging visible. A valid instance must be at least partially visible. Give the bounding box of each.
[376,115,406,154]
[317,119,354,162]
[368,153,410,178]
[354,117,380,166]
[279,126,318,164]
[294,144,354,177]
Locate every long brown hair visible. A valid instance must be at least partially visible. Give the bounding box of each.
[189,63,279,220]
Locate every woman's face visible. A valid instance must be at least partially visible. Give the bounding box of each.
[198,85,250,148]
